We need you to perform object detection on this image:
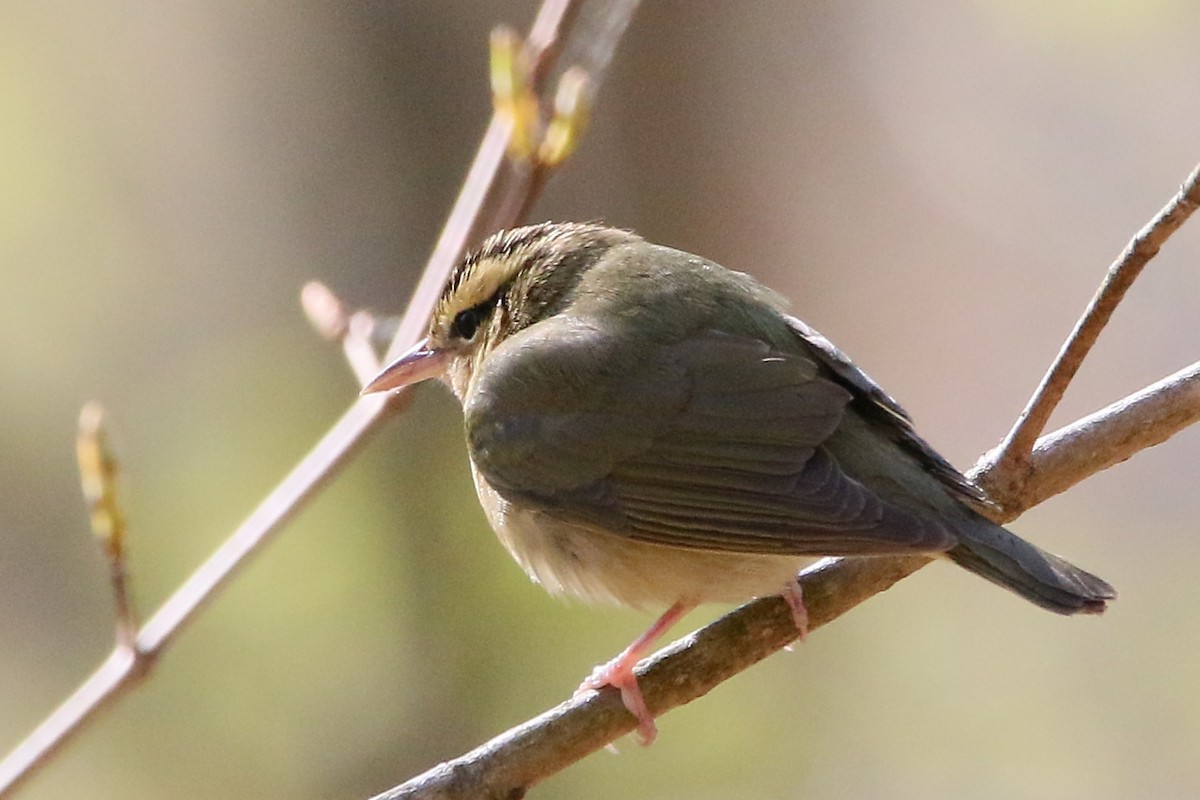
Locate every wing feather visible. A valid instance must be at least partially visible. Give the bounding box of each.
[466,316,957,556]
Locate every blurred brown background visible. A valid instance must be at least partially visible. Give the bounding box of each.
[2,1,1199,798]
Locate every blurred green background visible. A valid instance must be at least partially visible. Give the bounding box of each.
[2,1,1199,798]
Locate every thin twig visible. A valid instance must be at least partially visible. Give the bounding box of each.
[75,403,140,652]
[375,359,1200,800]
[985,162,1200,507]
[0,0,634,794]
[301,281,383,385]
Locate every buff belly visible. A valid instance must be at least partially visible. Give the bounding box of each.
[472,468,812,610]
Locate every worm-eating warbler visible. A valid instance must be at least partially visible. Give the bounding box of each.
[364,222,1115,743]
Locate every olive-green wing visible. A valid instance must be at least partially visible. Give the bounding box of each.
[465,316,956,556]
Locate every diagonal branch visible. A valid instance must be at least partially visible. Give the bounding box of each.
[0,2,643,796]
[376,359,1200,800]
[985,162,1200,507]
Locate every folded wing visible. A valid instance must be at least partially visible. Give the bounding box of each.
[466,316,957,556]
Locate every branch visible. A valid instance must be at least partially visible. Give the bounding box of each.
[0,1,644,795]
[986,162,1200,506]
[1015,359,1200,509]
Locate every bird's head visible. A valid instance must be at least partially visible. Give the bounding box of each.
[362,222,636,400]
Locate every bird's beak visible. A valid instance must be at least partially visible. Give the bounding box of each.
[361,338,448,394]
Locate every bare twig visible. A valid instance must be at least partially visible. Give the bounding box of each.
[0,1,643,795]
[376,359,1200,800]
[301,280,351,341]
[985,162,1200,507]
[302,281,383,385]
[75,403,140,652]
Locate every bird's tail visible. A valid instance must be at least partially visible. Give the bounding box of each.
[947,517,1115,614]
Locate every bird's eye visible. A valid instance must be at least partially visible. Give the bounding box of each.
[451,303,489,341]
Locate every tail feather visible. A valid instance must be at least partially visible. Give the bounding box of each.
[947,518,1115,615]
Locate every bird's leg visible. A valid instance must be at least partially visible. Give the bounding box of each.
[576,599,693,745]
[781,576,809,640]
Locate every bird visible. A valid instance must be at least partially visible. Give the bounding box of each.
[363,221,1115,744]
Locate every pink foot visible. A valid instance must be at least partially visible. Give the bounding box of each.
[574,600,693,746]
[578,653,658,745]
[782,578,809,640]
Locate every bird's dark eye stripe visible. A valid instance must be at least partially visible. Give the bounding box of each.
[451,301,492,340]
